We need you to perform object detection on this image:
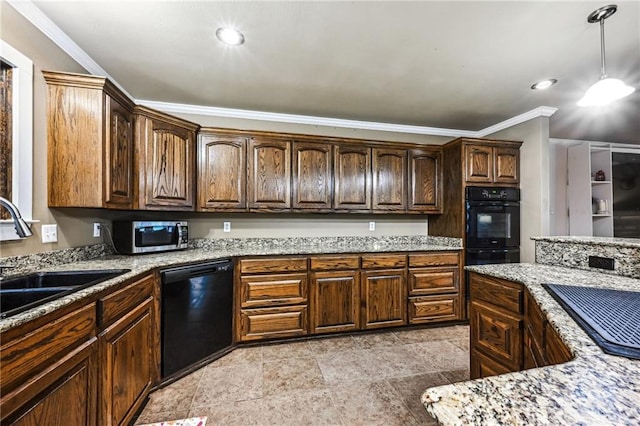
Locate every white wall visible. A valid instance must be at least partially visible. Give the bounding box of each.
[488,117,551,263]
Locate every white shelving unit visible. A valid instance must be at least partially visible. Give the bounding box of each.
[567,142,613,237]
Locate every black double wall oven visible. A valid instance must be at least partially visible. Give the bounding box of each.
[465,186,521,298]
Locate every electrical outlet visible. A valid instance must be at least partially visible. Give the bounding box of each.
[93,223,101,238]
[41,224,58,243]
[588,255,615,270]
[223,221,231,232]
[369,221,375,231]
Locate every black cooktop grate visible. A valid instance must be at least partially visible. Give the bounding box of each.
[543,284,640,360]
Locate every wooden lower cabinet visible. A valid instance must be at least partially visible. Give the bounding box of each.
[310,270,360,334]
[470,347,513,379]
[409,294,459,324]
[240,305,308,341]
[360,269,407,329]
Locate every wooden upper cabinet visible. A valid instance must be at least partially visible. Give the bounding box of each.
[292,142,332,210]
[408,148,442,213]
[198,132,247,211]
[372,148,407,211]
[464,141,521,185]
[44,71,135,208]
[494,147,519,184]
[134,106,198,210]
[333,145,371,211]
[248,138,291,210]
[465,144,493,183]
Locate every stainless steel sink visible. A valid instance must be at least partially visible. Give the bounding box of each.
[0,269,130,319]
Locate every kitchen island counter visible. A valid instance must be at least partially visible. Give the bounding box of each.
[422,262,640,425]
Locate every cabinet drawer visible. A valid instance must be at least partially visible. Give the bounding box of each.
[98,274,155,327]
[239,306,307,341]
[361,254,406,269]
[310,255,359,271]
[239,257,307,274]
[470,300,522,370]
[470,273,523,314]
[0,303,96,395]
[408,267,458,295]
[240,273,308,308]
[409,252,459,267]
[408,294,459,324]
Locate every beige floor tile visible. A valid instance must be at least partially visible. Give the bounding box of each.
[207,345,263,369]
[409,340,470,370]
[329,379,420,426]
[262,388,342,425]
[352,330,403,349]
[191,363,263,407]
[365,346,432,379]
[386,373,449,425]
[140,370,203,414]
[450,337,470,351]
[135,410,190,425]
[442,368,471,383]
[393,326,459,344]
[263,356,326,396]
[308,335,359,354]
[315,348,380,384]
[188,399,264,426]
[262,340,313,360]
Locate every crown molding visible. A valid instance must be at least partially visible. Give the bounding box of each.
[138,100,478,137]
[6,0,134,100]
[477,106,558,137]
[11,0,557,139]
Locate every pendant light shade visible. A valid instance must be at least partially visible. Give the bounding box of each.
[577,4,635,107]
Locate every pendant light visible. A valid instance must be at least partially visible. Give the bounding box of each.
[577,4,635,107]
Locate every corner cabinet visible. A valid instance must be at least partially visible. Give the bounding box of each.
[44,71,136,209]
[133,106,199,210]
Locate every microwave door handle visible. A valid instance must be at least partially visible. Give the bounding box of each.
[176,224,183,242]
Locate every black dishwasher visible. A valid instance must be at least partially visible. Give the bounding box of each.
[160,259,233,378]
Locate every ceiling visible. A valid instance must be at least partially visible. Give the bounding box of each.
[27,1,640,144]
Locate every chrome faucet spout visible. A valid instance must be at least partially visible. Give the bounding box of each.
[0,196,33,238]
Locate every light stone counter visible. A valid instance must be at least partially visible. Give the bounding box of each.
[422,263,640,425]
[0,235,461,332]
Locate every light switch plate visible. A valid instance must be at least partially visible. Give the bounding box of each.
[41,224,58,243]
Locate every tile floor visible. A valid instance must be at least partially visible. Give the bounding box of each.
[136,325,470,426]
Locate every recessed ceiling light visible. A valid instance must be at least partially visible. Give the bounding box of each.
[216,27,245,46]
[531,79,558,90]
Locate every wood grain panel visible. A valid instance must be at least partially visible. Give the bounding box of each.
[309,255,360,271]
[470,300,522,370]
[292,142,332,210]
[426,143,464,238]
[470,273,523,314]
[97,274,155,328]
[470,348,513,379]
[198,133,247,210]
[494,147,519,184]
[239,306,307,341]
[240,273,308,308]
[333,145,371,211]
[545,323,572,365]
[464,144,493,183]
[408,294,459,324]
[104,96,134,208]
[408,149,441,213]
[361,254,406,269]
[310,270,360,334]
[239,257,307,274]
[360,269,407,329]
[248,138,291,209]
[408,267,458,295]
[0,64,12,218]
[0,303,96,395]
[372,148,407,211]
[409,252,460,267]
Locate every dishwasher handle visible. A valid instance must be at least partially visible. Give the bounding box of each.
[160,259,233,284]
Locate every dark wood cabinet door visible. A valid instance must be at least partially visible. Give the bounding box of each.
[99,298,154,426]
[104,95,134,208]
[292,142,332,210]
[310,270,360,334]
[198,133,247,210]
[494,147,519,184]
[464,144,493,183]
[408,149,441,212]
[333,145,371,211]
[470,348,513,379]
[248,138,291,209]
[372,148,407,211]
[139,118,195,210]
[3,339,98,425]
[470,299,522,371]
[360,269,407,329]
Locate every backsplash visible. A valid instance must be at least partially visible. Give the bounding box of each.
[534,236,640,279]
[0,243,113,276]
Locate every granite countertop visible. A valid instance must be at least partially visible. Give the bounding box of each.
[422,263,640,425]
[532,235,640,249]
[0,236,461,333]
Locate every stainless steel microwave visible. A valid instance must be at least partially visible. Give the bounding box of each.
[112,221,189,254]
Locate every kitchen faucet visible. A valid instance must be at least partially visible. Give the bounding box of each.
[0,196,33,238]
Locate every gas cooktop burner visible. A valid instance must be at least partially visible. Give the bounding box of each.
[543,284,640,360]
